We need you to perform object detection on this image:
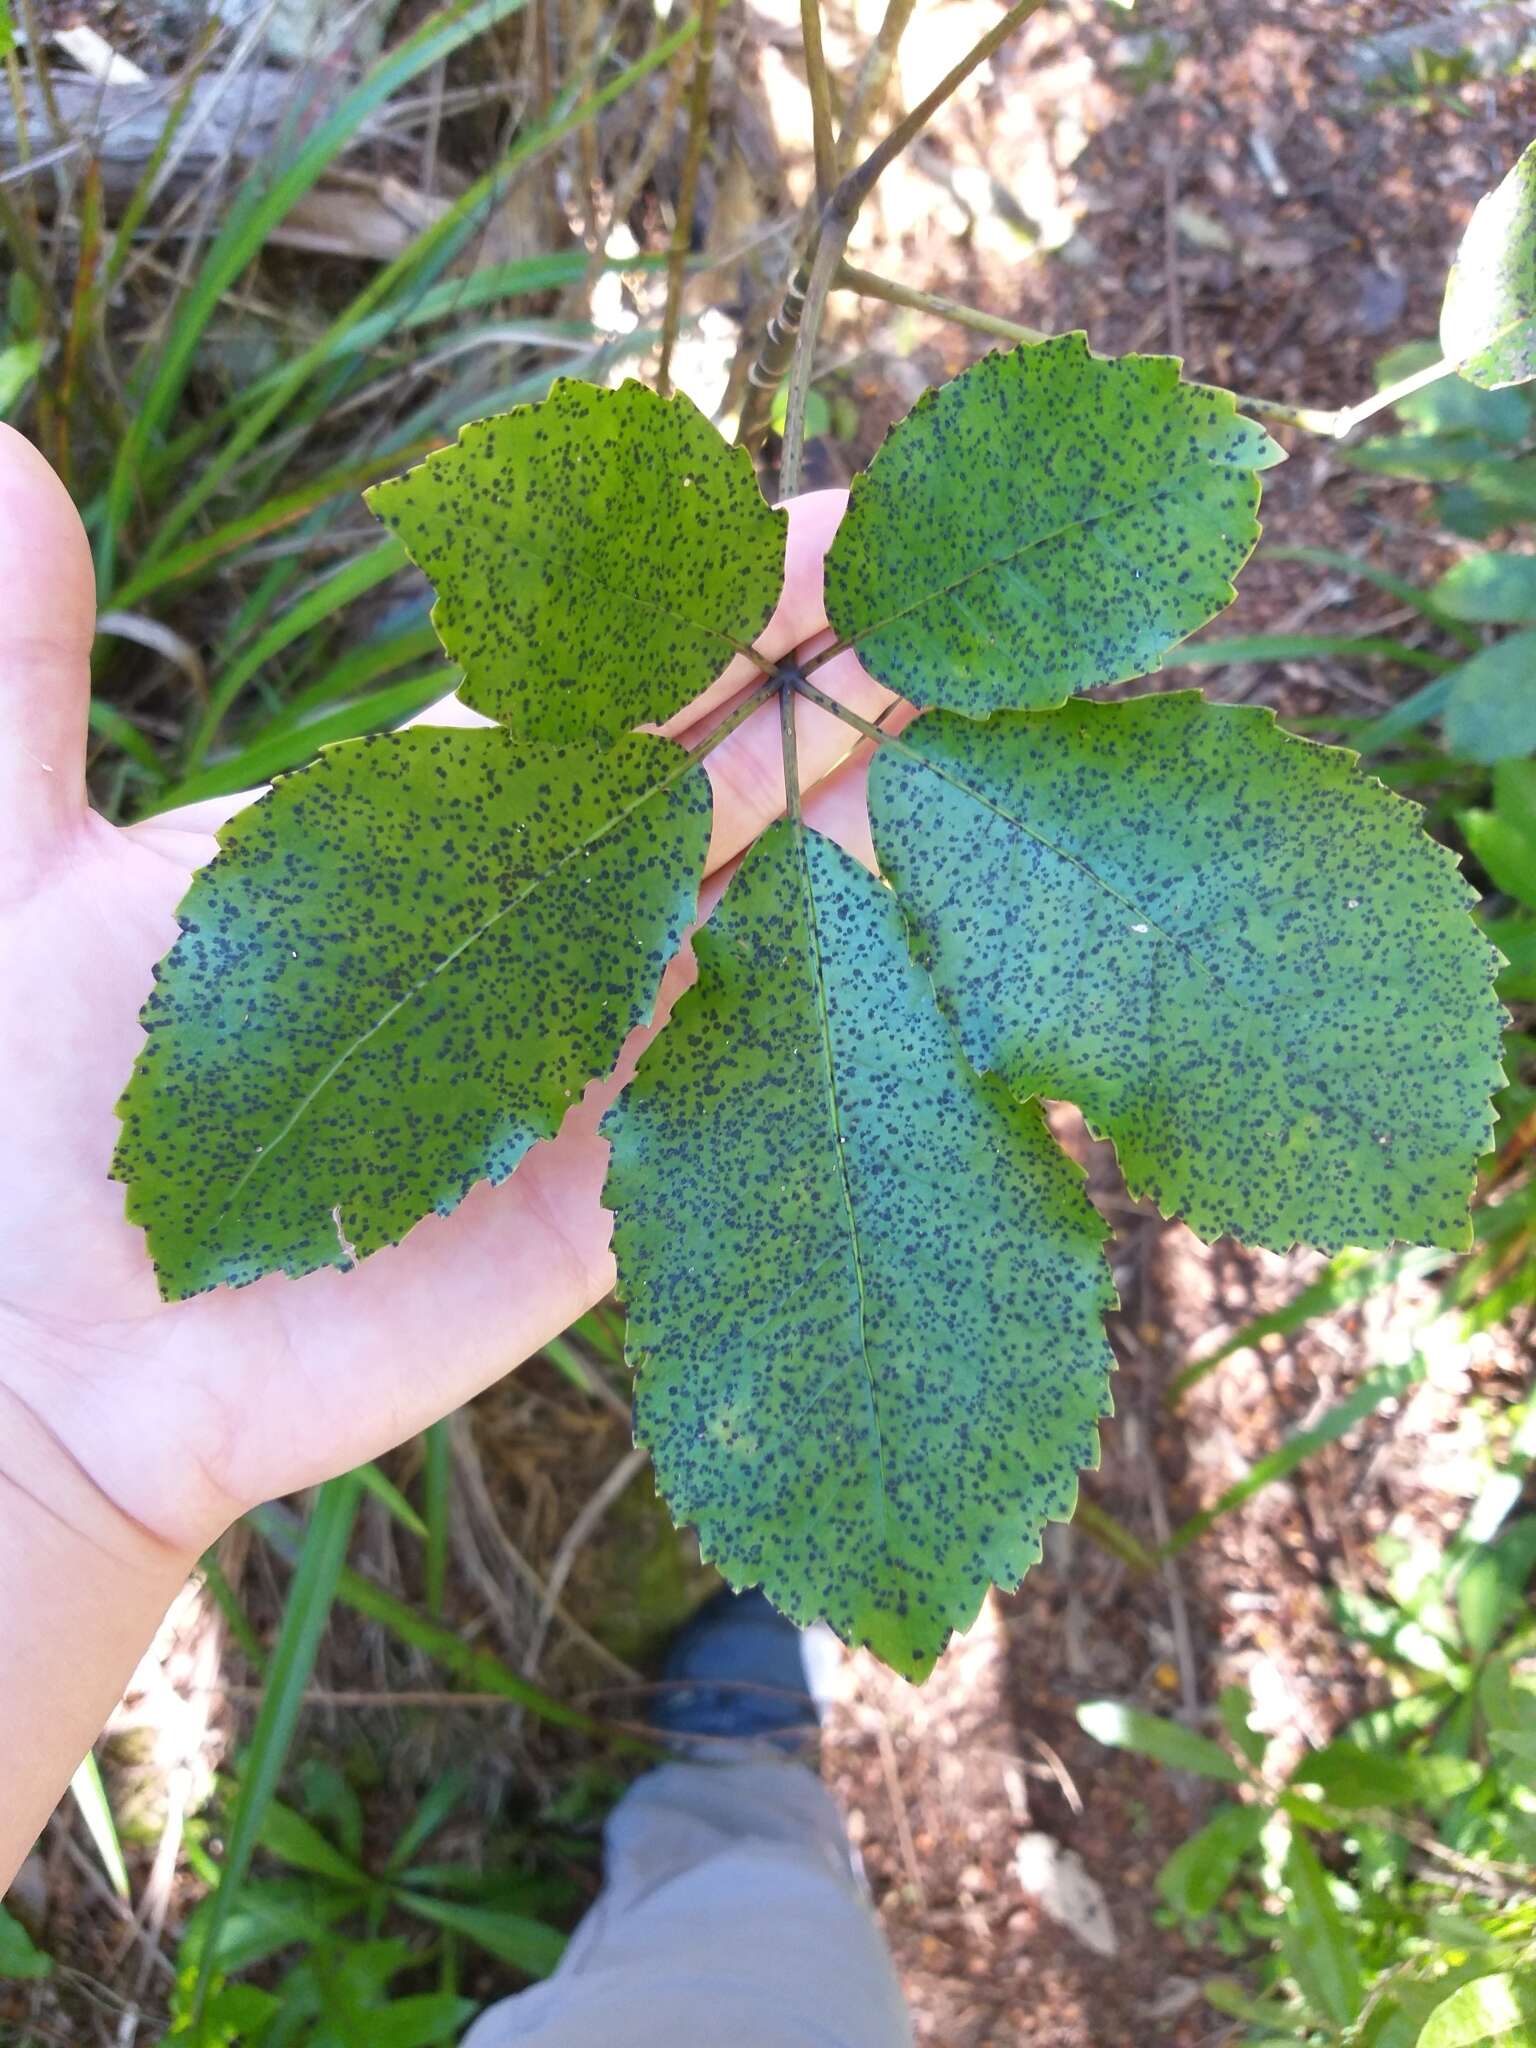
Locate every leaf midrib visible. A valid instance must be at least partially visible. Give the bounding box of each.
[901,739,1416,1156]
[207,753,698,1235]
[793,827,893,1547]
[838,449,1243,656]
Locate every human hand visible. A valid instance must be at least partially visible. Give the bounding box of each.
[0,426,896,1564]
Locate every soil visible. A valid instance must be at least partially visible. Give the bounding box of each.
[9,5,1536,2045]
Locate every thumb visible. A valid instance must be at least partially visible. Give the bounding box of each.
[0,426,96,871]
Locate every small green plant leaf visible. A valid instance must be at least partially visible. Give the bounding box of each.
[1417,1971,1536,2048]
[1281,1831,1363,2028]
[1441,630,1536,764]
[1076,1701,1246,1781]
[1289,1741,1480,1810]
[1442,140,1536,390]
[398,1893,566,1977]
[115,729,709,1295]
[368,379,786,743]
[1462,762,1536,909]
[0,1904,52,1981]
[603,821,1116,1677]
[869,692,1503,1253]
[1217,1684,1269,1765]
[1433,554,1536,624]
[822,336,1281,716]
[1157,1801,1266,1915]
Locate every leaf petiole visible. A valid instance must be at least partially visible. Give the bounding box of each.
[683,671,783,767]
[780,667,804,827]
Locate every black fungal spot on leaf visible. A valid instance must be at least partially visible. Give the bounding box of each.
[366,379,787,745]
[869,692,1506,1254]
[822,334,1282,715]
[602,820,1117,1679]
[114,727,711,1298]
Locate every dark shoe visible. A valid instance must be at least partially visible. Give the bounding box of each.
[649,1588,828,1748]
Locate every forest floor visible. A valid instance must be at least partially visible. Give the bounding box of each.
[15,2,1536,2044]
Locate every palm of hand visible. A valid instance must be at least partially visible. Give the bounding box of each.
[0,428,885,1554]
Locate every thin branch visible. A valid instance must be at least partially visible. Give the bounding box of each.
[1235,353,1459,440]
[523,1445,650,1679]
[836,260,1047,345]
[584,47,689,291]
[658,0,719,397]
[778,224,844,495]
[743,0,1050,459]
[836,0,917,173]
[800,0,838,205]
[839,0,1049,217]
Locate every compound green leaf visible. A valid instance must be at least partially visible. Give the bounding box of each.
[869,692,1504,1253]
[116,728,710,1297]
[602,821,1116,1678]
[822,335,1281,715]
[367,379,786,744]
[1441,139,1536,390]
[1442,629,1536,764]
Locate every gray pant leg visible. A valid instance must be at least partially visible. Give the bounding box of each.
[461,1760,913,2048]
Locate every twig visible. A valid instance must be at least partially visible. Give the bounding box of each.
[583,50,689,290]
[800,0,838,205]
[657,0,718,396]
[835,260,1046,344]
[522,1444,650,1678]
[756,0,1051,464]
[449,1416,641,1686]
[1236,352,1460,440]
[873,1714,929,1911]
[53,1832,174,1986]
[1019,1728,1083,1816]
[841,0,1047,218]
[836,0,917,172]
[1134,1407,1201,1722]
[221,1684,545,1707]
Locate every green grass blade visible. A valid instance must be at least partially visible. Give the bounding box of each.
[251,621,443,737]
[191,1474,362,2024]
[110,440,440,612]
[69,1750,130,1900]
[87,698,169,785]
[1161,1355,1429,1556]
[198,1551,270,1677]
[136,17,696,573]
[141,665,449,818]
[248,1501,611,1737]
[356,1460,430,1541]
[1167,1246,1448,1404]
[98,0,532,586]
[183,537,408,771]
[1354,671,1457,750]
[1264,543,1481,649]
[1167,632,1449,673]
